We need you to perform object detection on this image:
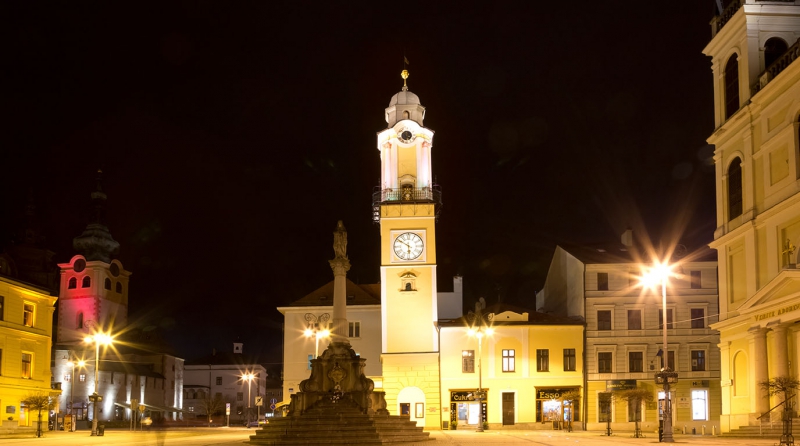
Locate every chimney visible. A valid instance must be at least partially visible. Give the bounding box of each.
[621,228,634,248]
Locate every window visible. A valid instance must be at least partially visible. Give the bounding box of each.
[692,390,708,421]
[627,310,641,330]
[104,278,111,290]
[764,38,788,69]
[725,54,739,119]
[308,354,313,370]
[68,277,77,289]
[563,348,576,371]
[188,406,194,412]
[536,349,549,372]
[216,376,222,385]
[628,351,643,372]
[22,352,32,379]
[64,374,71,382]
[462,350,474,373]
[658,309,674,329]
[348,321,360,338]
[237,392,243,401]
[597,272,609,291]
[628,399,642,422]
[23,303,34,327]
[0,349,3,375]
[82,276,91,288]
[690,309,705,328]
[728,158,743,219]
[77,312,84,329]
[690,271,702,289]
[691,350,706,371]
[659,350,676,371]
[115,282,122,293]
[598,393,612,422]
[0,296,4,321]
[502,349,515,372]
[598,352,613,373]
[597,310,611,330]
[79,374,86,382]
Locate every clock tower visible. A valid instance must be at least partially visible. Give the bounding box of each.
[373,70,442,428]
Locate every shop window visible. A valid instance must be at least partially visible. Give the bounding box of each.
[563,348,576,371]
[82,276,91,288]
[690,271,702,289]
[725,54,739,119]
[691,350,706,371]
[502,349,515,372]
[692,390,708,421]
[690,308,705,328]
[628,351,643,372]
[628,399,643,422]
[627,310,641,330]
[597,272,609,291]
[598,352,613,373]
[462,350,475,373]
[728,158,743,219]
[536,349,549,372]
[597,310,611,330]
[598,393,612,422]
[658,309,674,329]
[68,277,77,289]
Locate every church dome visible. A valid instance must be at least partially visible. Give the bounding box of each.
[388,90,421,107]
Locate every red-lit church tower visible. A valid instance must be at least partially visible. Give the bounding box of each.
[56,172,130,344]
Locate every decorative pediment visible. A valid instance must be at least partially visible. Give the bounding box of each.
[736,270,800,326]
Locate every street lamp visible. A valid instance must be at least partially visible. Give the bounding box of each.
[84,332,113,436]
[304,313,331,358]
[642,262,676,443]
[467,302,493,433]
[66,359,86,432]
[242,372,255,422]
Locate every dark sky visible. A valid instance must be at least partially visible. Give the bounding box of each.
[1,1,719,362]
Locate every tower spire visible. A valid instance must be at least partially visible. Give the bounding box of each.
[401,68,409,91]
[73,169,119,263]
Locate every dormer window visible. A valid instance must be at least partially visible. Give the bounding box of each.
[82,276,91,288]
[105,278,111,290]
[115,282,122,293]
[68,277,77,289]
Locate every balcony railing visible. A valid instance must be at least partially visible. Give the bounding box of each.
[753,37,800,94]
[711,0,743,37]
[371,185,442,222]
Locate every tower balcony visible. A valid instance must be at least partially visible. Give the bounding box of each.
[372,185,442,222]
[752,37,800,94]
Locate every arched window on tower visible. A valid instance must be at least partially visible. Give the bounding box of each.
[728,157,743,220]
[725,54,740,120]
[403,110,410,120]
[77,312,84,329]
[104,278,111,290]
[116,282,122,293]
[82,276,91,288]
[68,277,77,289]
[764,38,788,70]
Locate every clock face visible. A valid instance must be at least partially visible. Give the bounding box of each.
[399,130,414,143]
[393,232,424,260]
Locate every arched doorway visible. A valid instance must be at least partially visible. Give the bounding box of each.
[397,386,426,426]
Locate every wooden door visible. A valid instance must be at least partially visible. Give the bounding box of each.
[502,392,515,425]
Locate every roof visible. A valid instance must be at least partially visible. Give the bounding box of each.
[287,278,381,307]
[439,302,584,328]
[185,351,270,367]
[558,243,717,265]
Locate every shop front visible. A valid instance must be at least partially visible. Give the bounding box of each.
[535,387,580,429]
[450,390,487,428]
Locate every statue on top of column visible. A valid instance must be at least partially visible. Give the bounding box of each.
[333,220,347,259]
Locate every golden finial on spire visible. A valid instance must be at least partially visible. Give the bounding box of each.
[401,69,409,91]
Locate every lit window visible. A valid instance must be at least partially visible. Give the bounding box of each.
[462,350,474,373]
[502,349,515,372]
[64,374,71,382]
[692,390,708,421]
[79,374,86,382]
[22,352,32,379]
[23,303,34,327]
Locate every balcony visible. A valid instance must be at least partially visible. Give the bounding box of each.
[753,37,800,94]
[710,0,742,37]
[371,185,442,222]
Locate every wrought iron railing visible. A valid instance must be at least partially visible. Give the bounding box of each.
[371,185,442,222]
[753,37,800,94]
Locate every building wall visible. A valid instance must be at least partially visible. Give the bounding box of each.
[0,276,57,427]
[184,364,266,422]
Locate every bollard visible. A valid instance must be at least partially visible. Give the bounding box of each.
[712,425,716,436]
[683,425,686,434]
[702,425,706,435]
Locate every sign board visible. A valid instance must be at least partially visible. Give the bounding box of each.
[270,404,276,411]
[139,405,145,413]
[255,396,263,406]
[691,380,710,387]
[606,380,637,391]
[226,403,231,416]
[677,397,690,408]
[271,398,277,404]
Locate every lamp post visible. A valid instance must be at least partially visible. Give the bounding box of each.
[643,263,676,443]
[66,359,85,432]
[304,313,331,358]
[467,301,493,433]
[84,332,113,436]
[242,372,255,423]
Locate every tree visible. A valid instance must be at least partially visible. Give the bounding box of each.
[759,376,800,416]
[613,388,653,438]
[22,393,53,437]
[197,394,226,427]
[558,390,581,431]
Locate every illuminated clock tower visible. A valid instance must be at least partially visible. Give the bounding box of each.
[373,70,441,428]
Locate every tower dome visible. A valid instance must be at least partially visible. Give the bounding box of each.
[384,70,426,127]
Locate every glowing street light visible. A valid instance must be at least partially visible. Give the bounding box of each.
[467,300,493,433]
[304,313,331,358]
[84,332,113,436]
[66,358,86,432]
[641,262,676,443]
[242,372,255,422]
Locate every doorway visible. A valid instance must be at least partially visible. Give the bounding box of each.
[502,392,515,425]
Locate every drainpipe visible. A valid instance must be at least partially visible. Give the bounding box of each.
[435,321,443,430]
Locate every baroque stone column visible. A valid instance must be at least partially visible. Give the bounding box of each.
[748,327,770,416]
[330,221,351,342]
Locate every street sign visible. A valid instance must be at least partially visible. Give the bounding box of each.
[139,405,145,413]
[255,396,263,406]
[270,404,276,411]
[226,402,231,416]
[270,398,277,404]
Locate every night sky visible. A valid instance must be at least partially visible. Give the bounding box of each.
[2,1,719,363]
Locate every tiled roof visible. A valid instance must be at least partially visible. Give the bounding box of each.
[288,278,381,307]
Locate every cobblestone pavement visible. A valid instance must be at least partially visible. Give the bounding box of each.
[417,429,785,445]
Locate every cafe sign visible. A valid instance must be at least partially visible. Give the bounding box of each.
[606,380,637,391]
